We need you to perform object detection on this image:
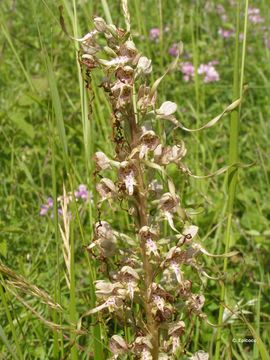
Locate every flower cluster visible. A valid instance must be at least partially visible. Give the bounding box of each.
[40,184,90,217]
[168,43,179,57]
[149,28,160,41]
[216,4,227,21]
[79,16,209,359]
[218,28,234,39]
[198,62,220,83]
[180,61,220,83]
[248,7,264,24]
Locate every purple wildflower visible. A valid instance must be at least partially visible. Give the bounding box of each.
[248,8,264,24]
[180,62,195,82]
[168,43,179,57]
[75,184,89,201]
[149,28,160,41]
[198,63,220,83]
[180,61,220,83]
[40,205,49,216]
[218,28,234,39]
[208,60,219,66]
[47,197,53,207]
[39,197,54,216]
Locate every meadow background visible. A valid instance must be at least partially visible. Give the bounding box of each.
[0,0,269,359]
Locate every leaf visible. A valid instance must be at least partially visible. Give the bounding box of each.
[9,113,34,139]
[44,54,69,164]
[0,325,19,360]
[187,162,254,179]
[241,314,270,360]
[0,241,7,258]
[203,249,239,258]
[174,95,245,132]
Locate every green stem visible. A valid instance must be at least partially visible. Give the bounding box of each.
[0,280,23,360]
[214,1,248,358]
[191,3,201,179]
[69,212,78,360]
[51,121,63,358]
[101,0,113,24]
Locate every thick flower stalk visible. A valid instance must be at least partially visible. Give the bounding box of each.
[79,16,210,360]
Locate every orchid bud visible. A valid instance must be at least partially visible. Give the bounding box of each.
[81,43,99,55]
[136,56,152,76]
[103,46,118,58]
[99,56,130,68]
[95,280,121,296]
[93,221,117,257]
[94,151,111,170]
[93,17,108,32]
[96,178,116,201]
[109,335,128,357]
[157,101,177,116]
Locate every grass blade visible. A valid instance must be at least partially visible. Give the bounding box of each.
[214,1,248,358]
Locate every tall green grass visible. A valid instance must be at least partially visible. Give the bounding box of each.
[215,1,250,359]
